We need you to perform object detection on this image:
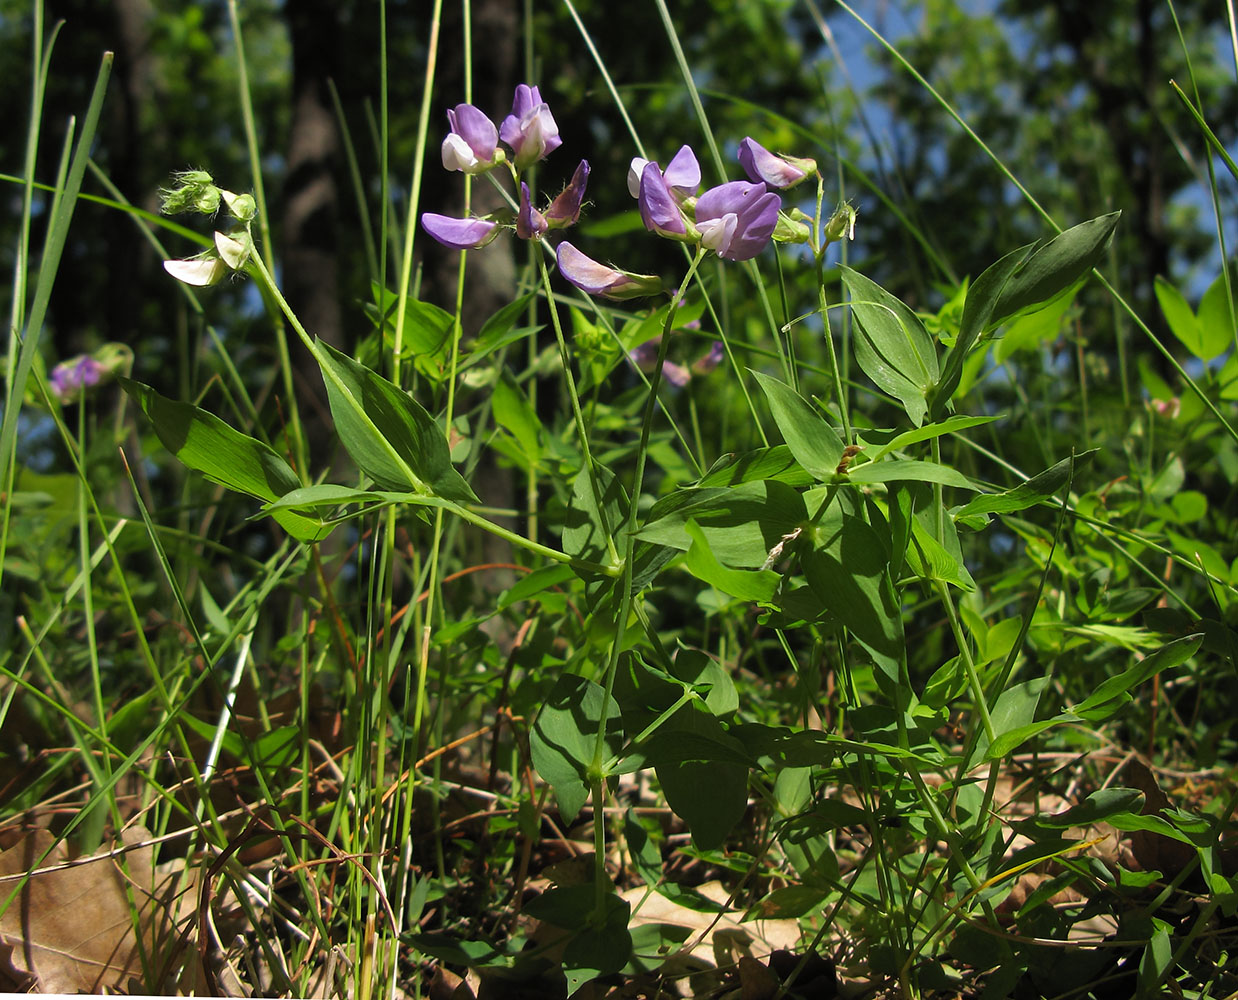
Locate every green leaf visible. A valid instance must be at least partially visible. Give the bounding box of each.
[1072,634,1202,721]
[498,564,577,610]
[1035,787,1146,828]
[801,512,904,662]
[953,452,1093,527]
[848,459,981,490]
[683,519,779,602]
[752,371,843,478]
[933,242,1030,416]
[491,369,543,465]
[529,674,622,822]
[369,283,454,379]
[315,339,476,502]
[121,379,330,542]
[842,267,939,427]
[696,445,814,487]
[524,885,631,988]
[1155,276,1206,359]
[984,715,1070,760]
[975,677,1047,762]
[649,710,749,850]
[866,414,998,462]
[637,480,807,567]
[906,517,976,591]
[561,465,626,566]
[994,283,1080,364]
[1197,270,1238,361]
[989,213,1120,327]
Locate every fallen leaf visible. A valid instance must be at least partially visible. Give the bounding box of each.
[0,827,174,993]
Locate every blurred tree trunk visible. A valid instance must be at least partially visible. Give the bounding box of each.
[282,0,343,436]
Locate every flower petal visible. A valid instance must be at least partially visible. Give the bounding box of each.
[421,213,501,250]
[163,257,229,286]
[663,145,701,199]
[639,161,687,238]
[556,242,662,300]
[695,180,781,261]
[738,137,809,189]
[516,182,548,240]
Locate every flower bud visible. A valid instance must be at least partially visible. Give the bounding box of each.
[738,137,816,189]
[773,212,812,245]
[824,201,858,244]
[222,190,258,222]
[545,160,590,229]
[160,170,221,216]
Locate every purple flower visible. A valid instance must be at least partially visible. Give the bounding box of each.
[691,341,725,375]
[556,242,663,300]
[627,145,701,202]
[516,182,548,240]
[638,162,691,240]
[421,213,501,250]
[694,181,781,261]
[49,355,104,402]
[545,160,589,229]
[628,337,691,387]
[442,104,501,174]
[500,84,562,169]
[737,137,816,189]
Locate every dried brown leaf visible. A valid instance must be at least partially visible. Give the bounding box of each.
[0,827,175,993]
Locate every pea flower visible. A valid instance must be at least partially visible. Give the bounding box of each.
[691,340,725,375]
[500,84,561,169]
[638,161,694,242]
[737,137,816,190]
[442,104,502,174]
[694,180,781,261]
[628,145,701,202]
[556,242,663,300]
[421,214,501,250]
[629,337,691,387]
[164,230,253,286]
[49,355,104,402]
[545,160,590,228]
[163,254,230,287]
[46,344,131,404]
[516,182,548,240]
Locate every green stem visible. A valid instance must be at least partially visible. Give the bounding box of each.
[816,186,852,444]
[536,254,622,569]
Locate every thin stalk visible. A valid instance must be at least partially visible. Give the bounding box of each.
[536,255,621,568]
[225,0,306,478]
[587,249,708,917]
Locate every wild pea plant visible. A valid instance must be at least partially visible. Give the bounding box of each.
[9,0,1236,987]
[123,68,1231,997]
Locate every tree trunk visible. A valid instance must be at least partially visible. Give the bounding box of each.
[282,0,343,435]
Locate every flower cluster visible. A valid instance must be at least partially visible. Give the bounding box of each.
[557,136,824,301]
[421,85,590,251]
[160,170,257,287]
[46,343,133,405]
